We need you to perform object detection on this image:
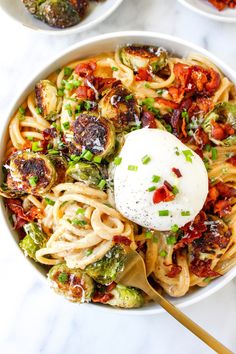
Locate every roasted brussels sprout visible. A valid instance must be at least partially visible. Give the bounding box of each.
[35,80,61,120]
[48,155,68,184]
[120,45,168,74]
[7,151,57,195]
[202,102,236,144]
[22,0,41,16]
[38,0,81,28]
[20,222,47,261]
[68,0,89,17]
[106,284,144,308]
[85,245,126,284]
[66,161,103,186]
[48,263,94,302]
[71,112,116,157]
[99,84,141,132]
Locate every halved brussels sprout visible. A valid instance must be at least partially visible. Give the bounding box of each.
[7,151,57,195]
[48,155,68,184]
[20,222,47,261]
[85,245,126,284]
[68,0,89,18]
[98,84,141,132]
[38,0,81,28]
[66,161,103,186]
[120,45,168,74]
[202,102,236,144]
[106,284,144,308]
[22,0,41,16]
[48,263,94,302]
[72,112,116,157]
[35,80,61,120]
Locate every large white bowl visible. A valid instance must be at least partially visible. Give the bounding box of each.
[178,0,236,22]
[0,0,124,35]
[2,31,236,315]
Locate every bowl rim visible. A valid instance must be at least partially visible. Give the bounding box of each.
[178,0,236,23]
[0,0,124,35]
[2,30,236,315]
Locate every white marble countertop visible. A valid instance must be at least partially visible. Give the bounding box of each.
[1,1,236,353]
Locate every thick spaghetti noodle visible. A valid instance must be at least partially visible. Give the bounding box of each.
[2,44,236,307]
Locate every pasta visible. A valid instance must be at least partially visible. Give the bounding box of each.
[2,43,236,308]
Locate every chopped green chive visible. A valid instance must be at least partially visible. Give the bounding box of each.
[125,94,133,101]
[145,231,153,239]
[72,219,87,226]
[72,80,81,88]
[181,211,190,216]
[28,176,38,187]
[112,66,118,71]
[166,235,177,245]
[32,141,43,152]
[93,156,102,163]
[128,165,138,172]
[48,149,59,155]
[181,110,189,123]
[63,121,70,130]
[58,272,68,283]
[211,147,218,161]
[141,154,151,165]
[175,147,180,156]
[75,103,83,113]
[145,83,151,89]
[57,88,64,97]
[158,210,169,217]
[172,186,179,195]
[152,175,160,183]
[35,106,42,115]
[160,250,167,257]
[64,67,73,76]
[45,197,55,206]
[83,150,93,161]
[65,82,74,91]
[86,249,93,256]
[65,104,73,117]
[76,208,85,215]
[153,235,158,243]
[171,224,179,232]
[84,101,91,110]
[147,186,156,192]
[98,179,106,190]
[19,106,25,115]
[114,156,122,166]
[182,149,194,163]
[205,144,211,152]
[141,97,160,118]
[27,136,33,141]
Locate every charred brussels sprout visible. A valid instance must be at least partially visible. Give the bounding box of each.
[7,151,57,195]
[20,223,47,261]
[120,45,168,74]
[72,112,115,157]
[22,0,41,16]
[38,0,81,28]
[99,84,141,132]
[48,155,68,184]
[66,161,103,186]
[35,80,61,120]
[85,245,126,284]
[202,102,236,144]
[106,284,144,308]
[68,0,89,17]
[48,263,94,302]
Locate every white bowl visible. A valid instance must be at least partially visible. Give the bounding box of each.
[178,0,236,22]
[0,0,124,35]
[2,31,236,314]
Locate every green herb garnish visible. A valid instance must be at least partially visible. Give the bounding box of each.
[128,165,138,171]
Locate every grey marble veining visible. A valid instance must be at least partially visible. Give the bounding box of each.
[1,1,236,353]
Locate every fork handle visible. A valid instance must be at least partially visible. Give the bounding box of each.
[144,285,233,354]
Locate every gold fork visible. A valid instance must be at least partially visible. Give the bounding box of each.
[115,251,233,354]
